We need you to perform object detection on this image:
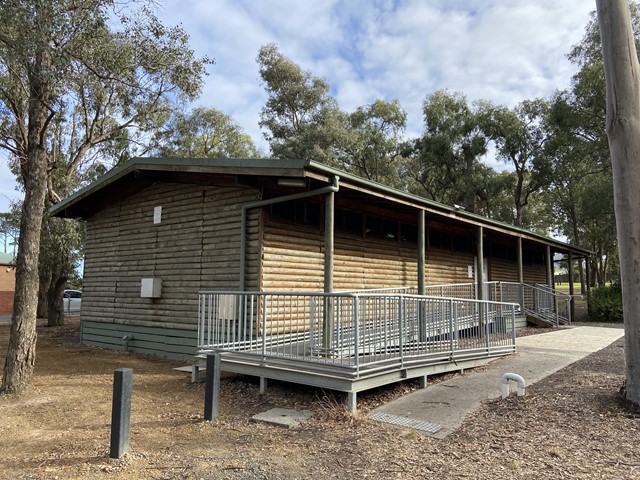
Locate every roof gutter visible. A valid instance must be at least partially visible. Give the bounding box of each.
[239,176,340,291]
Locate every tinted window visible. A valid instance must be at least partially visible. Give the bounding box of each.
[335,209,363,235]
[429,229,451,249]
[271,200,320,229]
[400,223,418,244]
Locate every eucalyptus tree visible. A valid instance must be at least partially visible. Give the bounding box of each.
[342,99,407,186]
[544,99,615,287]
[407,90,489,213]
[257,43,349,165]
[597,0,640,408]
[0,0,210,393]
[153,107,260,158]
[480,99,552,228]
[542,6,638,287]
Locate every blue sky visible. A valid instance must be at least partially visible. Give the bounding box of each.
[0,0,595,213]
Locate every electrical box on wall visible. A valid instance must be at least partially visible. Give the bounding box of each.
[141,278,162,298]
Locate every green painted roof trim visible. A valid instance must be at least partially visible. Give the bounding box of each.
[304,160,591,256]
[50,157,591,256]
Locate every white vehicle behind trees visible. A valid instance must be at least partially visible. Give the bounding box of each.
[63,290,82,313]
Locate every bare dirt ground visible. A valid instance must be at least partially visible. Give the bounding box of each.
[0,315,637,480]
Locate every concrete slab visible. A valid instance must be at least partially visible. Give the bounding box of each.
[371,326,624,439]
[251,408,314,429]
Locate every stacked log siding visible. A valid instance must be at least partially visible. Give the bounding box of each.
[81,182,260,359]
[260,223,324,291]
[261,224,476,292]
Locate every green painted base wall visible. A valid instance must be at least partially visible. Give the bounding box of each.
[80,316,526,361]
[515,315,527,329]
[81,320,198,361]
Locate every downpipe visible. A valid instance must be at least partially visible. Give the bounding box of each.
[239,176,340,291]
[122,335,133,352]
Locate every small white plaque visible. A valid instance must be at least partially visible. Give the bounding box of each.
[153,206,162,224]
[467,265,473,278]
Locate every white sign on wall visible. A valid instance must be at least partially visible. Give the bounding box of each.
[153,206,162,224]
[467,265,473,278]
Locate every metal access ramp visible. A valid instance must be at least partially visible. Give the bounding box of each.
[197,291,518,410]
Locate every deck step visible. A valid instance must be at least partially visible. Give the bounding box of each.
[173,361,207,382]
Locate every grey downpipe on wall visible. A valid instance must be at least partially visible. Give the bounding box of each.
[239,176,340,292]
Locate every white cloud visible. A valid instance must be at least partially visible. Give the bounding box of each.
[0,0,595,212]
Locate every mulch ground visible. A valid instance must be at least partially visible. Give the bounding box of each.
[0,318,637,479]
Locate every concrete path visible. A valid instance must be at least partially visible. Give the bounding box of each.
[370,326,624,439]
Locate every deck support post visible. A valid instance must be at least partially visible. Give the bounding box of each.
[418,210,427,342]
[324,190,335,294]
[204,353,221,421]
[347,391,357,412]
[418,210,426,295]
[476,226,485,334]
[419,375,428,389]
[259,376,267,394]
[517,237,524,310]
[476,226,484,301]
[546,245,553,288]
[568,252,575,323]
[323,190,335,354]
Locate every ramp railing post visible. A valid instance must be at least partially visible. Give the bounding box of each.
[204,353,221,421]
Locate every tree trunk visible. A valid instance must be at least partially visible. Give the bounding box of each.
[1,48,51,394]
[513,170,524,227]
[597,0,640,407]
[37,271,50,319]
[462,144,476,213]
[47,276,66,327]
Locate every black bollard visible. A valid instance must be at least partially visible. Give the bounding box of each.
[110,368,133,458]
[204,353,221,421]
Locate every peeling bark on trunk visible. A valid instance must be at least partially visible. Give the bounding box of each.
[47,276,65,327]
[597,0,640,407]
[1,46,51,394]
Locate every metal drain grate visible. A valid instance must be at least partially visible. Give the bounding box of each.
[368,412,444,434]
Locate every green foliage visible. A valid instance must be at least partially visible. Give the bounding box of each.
[588,283,623,322]
[257,44,408,188]
[479,99,552,227]
[153,107,260,158]
[0,0,211,334]
[539,6,640,285]
[257,43,348,164]
[406,90,490,213]
[0,0,212,196]
[342,99,407,186]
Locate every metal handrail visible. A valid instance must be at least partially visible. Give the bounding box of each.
[197,290,518,377]
[497,281,571,325]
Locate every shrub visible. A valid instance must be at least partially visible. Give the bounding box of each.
[588,283,623,322]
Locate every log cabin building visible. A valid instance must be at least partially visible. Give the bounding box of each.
[52,158,590,366]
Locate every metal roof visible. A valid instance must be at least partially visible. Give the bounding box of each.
[50,157,591,257]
